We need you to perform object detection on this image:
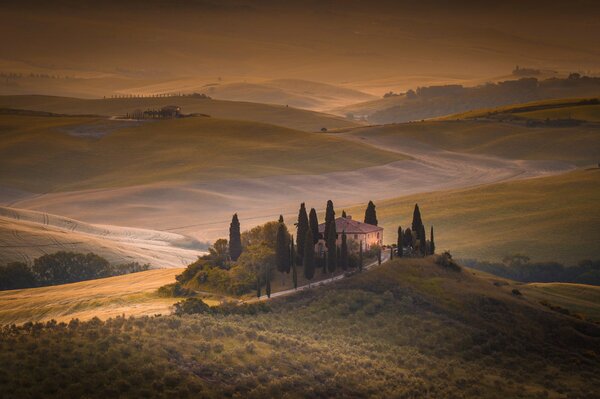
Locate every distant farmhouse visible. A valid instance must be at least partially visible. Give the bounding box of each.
[316,215,383,254]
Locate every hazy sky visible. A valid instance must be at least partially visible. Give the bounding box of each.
[1,0,599,92]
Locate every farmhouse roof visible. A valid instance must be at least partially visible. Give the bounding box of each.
[318,216,382,234]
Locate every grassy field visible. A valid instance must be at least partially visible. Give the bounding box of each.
[520,282,600,323]
[1,258,598,398]
[0,114,403,192]
[442,97,600,121]
[344,119,600,165]
[349,168,600,263]
[0,269,194,325]
[0,95,359,132]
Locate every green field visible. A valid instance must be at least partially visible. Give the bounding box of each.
[0,114,403,192]
[0,95,359,132]
[1,258,598,398]
[349,169,600,263]
[345,119,600,165]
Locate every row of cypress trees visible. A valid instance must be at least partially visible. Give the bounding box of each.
[395,204,435,257]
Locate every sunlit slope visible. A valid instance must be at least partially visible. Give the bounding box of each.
[344,119,600,165]
[350,169,600,263]
[0,268,187,325]
[0,95,359,132]
[0,114,403,192]
[3,258,599,397]
[0,206,202,267]
[443,98,600,121]
[520,283,600,323]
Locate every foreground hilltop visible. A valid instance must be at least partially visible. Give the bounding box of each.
[1,257,598,398]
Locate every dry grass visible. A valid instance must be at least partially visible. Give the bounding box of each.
[349,169,600,263]
[343,119,600,165]
[520,282,600,322]
[0,95,359,132]
[0,114,403,192]
[0,268,205,325]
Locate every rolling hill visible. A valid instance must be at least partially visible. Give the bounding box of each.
[0,206,203,267]
[0,95,359,132]
[349,168,600,263]
[0,113,399,193]
[1,258,598,398]
[441,97,600,122]
[341,117,600,166]
[0,268,190,325]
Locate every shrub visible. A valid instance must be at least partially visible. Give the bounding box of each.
[434,251,461,272]
[157,283,194,298]
[0,262,36,290]
[173,298,211,316]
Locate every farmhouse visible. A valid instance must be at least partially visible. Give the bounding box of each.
[317,215,383,254]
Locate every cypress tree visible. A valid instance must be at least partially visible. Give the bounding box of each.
[342,210,347,218]
[256,274,261,298]
[276,217,290,281]
[430,225,435,255]
[412,204,423,233]
[419,224,427,257]
[397,225,403,258]
[303,228,315,285]
[364,200,378,226]
[390,245,394,260]
[324,200,335,243]
[229,213,242,261]
[290,237,298,289]
[340,232,348,270]
[404,228,412,250]
[358,241,363,272]
[309,208,319,245]
[265,267,271,298]
[378,247,382,265]
[327,219,337,274]
[296,203,309,263]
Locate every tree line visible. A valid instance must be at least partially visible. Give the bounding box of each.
[0,252,149,291]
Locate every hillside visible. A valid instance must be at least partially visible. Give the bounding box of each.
[0,206,202,267]
[349,168,600,263]
[441,97,600,122]
[1,258,598,398]
[0,95,359,132]
[342,118,600,166]
[520,282,600,323]
[333,78,600,124]
[0,114,399,193]
[201,79,376,111]
[0,268,189,325]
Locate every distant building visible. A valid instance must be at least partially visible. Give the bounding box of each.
[316,215,383,254]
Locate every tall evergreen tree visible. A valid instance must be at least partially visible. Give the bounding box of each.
[290,237,298,289]
[364,200,378,226]
[296,203,309,263]
[430,225,435,255]
[256,274,261,298]
[278,215,284,223]
[340,232,348,270]
[327,219,337,274]
[324,200,335,242]
[342,210,347,218]
[309,208,319,245]
[228,213,242,261]
[404,228,413,250]
[358,241,363,272]
[276,217,290,281]
[419,224,427,256]
[265,267,271,298]
[303,228,315,285]
[412,204,423,233]
[397,225,403,258]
